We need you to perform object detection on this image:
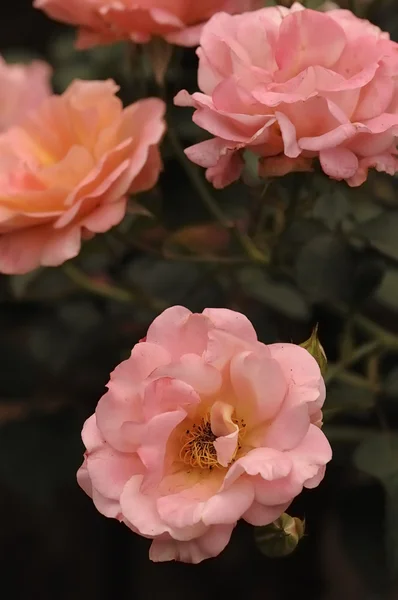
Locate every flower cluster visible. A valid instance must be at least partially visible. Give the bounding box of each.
[2,0,396,563]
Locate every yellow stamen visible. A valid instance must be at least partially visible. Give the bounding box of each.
[179,413,246,470]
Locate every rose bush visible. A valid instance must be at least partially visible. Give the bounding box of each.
[175,3,398,187]
[78,306,332,563]
[34,0,262,48]
[0,79,165,274]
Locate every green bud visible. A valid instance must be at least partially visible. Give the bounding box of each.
[254,513,305,558]
[300,324,327,375]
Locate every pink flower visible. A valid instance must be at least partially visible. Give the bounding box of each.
[77,306,331,564]
[0,56,51,132]
[0,80,165,274]
[175,3,398,187]
[34,0,263,48]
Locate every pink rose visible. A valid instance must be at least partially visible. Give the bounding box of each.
[175,3,398,187]
[0,56,51,132]
[77,306,331,563]
[0,80,165,274]
[34,0,263,48]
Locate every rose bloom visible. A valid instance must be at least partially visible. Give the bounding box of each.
[0,80,165,274]
[175,3,398,187]
[0,56,51,132]
[34,0,262,49]
[77,306,331,563]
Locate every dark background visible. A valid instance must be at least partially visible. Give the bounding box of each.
[1,1,398,599]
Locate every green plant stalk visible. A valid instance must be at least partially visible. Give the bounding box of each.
[325,339,381,385]
[63,263,167,312]
[166,125,268,264]
[331,302,398,351]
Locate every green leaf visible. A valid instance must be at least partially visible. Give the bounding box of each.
[294,233,354,303]
[354,433,398,580]
[325,380,375,416]
[355,211,398,262]
[237,267,310,320]
[242,150,263,187]
[375,268,398,312]
[312,189,351,230]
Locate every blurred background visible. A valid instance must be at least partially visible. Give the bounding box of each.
[1,1,398,598]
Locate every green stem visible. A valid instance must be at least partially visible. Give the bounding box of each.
[325,339,381,384]
[331,302,398,350]
[63,263,166,312]
[166,126,268,264]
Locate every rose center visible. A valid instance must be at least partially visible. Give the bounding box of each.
[179,413,246,470]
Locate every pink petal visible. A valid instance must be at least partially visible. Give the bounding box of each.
[152,354,222,396]
[143,377,200,420]
[260,403,310,451]
[121,475,205,541]
[347,153,398,186]
[81,414,104,452]
[204,329,263,371]
[92,489,122,519]
[146,306,210,359]
[129,146,162,194]
[203,307,258,343]
[109,341,171,395]
[205,148,244,188]
[86,446,142,500]
[157,477,254,528]
[289,424,332,486]
[268,343,325,410]
[136,409,187,473]
[275,112,300,158]
[77,460,92,497]
[211,401,239,467]
[0,226,51,274]
[166,24,204,47]
[276,9,346,78]
[320,147,359,180]
[243,500,290,526]
[201,478,254,525]
[183,138,230,169]
[253,473,303,506]
[230,351,287,421]
[224,447,292,487]
[95,342,171,451]
[149,524,235,564]
[81,198,127,233]
[120,475,169,538]
[40,226,82,266]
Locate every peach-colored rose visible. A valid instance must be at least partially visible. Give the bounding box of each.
[0,56,51,132]
[0,80,165,274]
[34,0,262,48]
[77,306,331,563]
[175,3,398,187]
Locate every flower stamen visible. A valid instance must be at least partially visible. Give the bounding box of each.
[179,413,246,470]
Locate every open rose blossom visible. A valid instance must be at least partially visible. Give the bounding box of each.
[77,306,331,563]
[0,80,165,274]
[175,3,398,187]
[0,56,51,132]
[34,0,262,48]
